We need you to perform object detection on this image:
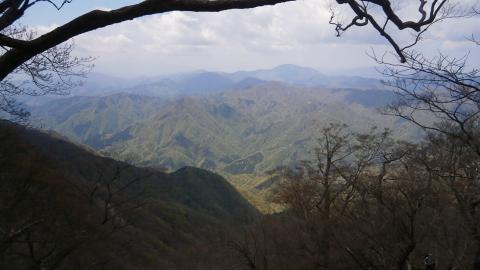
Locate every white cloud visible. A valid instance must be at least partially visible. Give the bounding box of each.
[76,34,132,53]
[57,0,480,77]
[94,7,112,12]
[33,24,59,34]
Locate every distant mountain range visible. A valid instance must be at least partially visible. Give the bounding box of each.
[20,64,385,106]
[27,64,422,210]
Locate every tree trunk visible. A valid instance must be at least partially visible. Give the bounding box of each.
[320,183,331,270]
[397,242,415,270]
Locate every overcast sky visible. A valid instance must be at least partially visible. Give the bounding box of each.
[19,0,480,77]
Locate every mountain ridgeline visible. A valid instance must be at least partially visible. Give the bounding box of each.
[0,120,258,269]
[29,65,412,205]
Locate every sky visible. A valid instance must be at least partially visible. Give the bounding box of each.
[18,0,480,78]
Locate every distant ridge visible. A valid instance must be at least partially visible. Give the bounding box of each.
[20,65,384,106]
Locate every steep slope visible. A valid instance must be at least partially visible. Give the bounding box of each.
[0,120,258,269]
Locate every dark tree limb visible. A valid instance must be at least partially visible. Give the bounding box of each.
[0,0,295,81]
[336,0,448,31]
[331,0,463,63]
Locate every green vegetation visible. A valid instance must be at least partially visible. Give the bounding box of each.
[32,81,420,209]
[32,93,166,148]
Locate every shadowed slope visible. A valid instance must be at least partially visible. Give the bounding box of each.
[0,120,258,269]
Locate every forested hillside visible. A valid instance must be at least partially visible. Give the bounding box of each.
[0,120,258,269]
[1,0,479,268]
[30,71,415,209]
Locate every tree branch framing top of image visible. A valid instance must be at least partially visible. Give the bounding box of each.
[0,0,473,119]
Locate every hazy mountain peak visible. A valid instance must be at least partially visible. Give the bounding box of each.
[271,64,320,74]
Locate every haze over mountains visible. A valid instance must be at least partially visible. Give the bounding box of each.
[21,64,383,103]
[27,64,417,209]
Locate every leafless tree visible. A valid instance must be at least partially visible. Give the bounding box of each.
[270,124,459,269]
[0,124,153,269]
[272,123,379,269]
[0,23,93,120]
[376,23,480,267]
[417,128,480,269]
[379,50,480,153]
[76,160,152,228]
[329,0,471,63]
